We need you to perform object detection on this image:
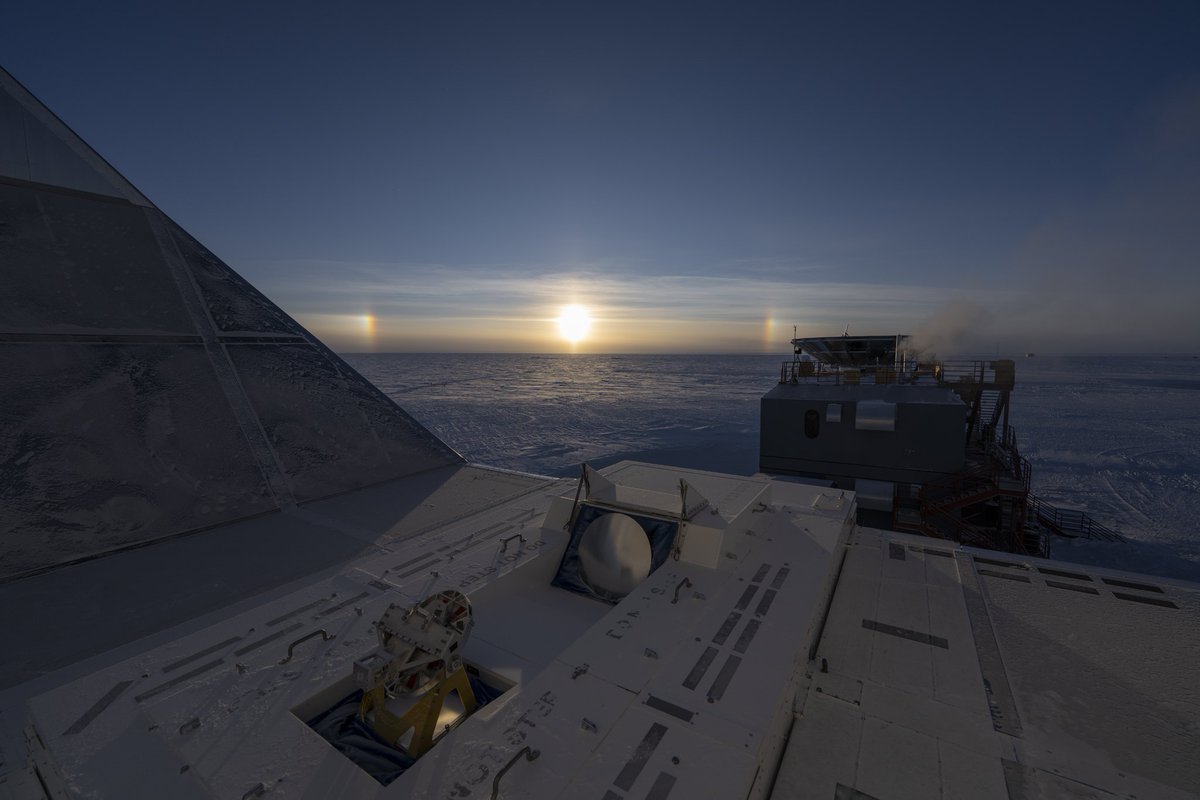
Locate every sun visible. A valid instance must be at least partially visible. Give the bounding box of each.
[556,304,592,343]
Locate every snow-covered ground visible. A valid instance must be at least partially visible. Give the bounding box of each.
[347,353,1200,581]
[1009,355,1200,580]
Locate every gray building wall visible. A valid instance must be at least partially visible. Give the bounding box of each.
[759,383,966,487]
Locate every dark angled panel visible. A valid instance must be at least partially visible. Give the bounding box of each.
[226,343,460,502]
[0,186,194,334]
[0,69,133,199]
[0,344,275,579]
[169,221,307,336]
[0,86,30,181]
[0,66,463,579]
[21,103,128,198]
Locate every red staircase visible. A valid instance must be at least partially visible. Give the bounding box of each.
[894,420,1039,555]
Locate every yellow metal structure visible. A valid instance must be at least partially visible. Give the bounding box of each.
[360,666,478,758]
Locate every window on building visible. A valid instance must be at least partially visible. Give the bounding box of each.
[805,409,820,439]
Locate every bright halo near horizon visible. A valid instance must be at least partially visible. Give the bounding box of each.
[556,304,592,343]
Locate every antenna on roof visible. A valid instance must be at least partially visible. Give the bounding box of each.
[843,323,850,337]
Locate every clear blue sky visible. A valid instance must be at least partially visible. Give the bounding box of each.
[4,2,1199,353]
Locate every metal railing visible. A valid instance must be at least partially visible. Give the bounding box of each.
[1027,496,1124,542]
[778,358,1012,388]
[921,422,1027,500]
[777,360,921,385]
[919,503,1003,551]
[1023,528,1052,559]
[779,361,845,384]
[983,437,1031,492]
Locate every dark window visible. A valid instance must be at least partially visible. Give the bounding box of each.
[804,409,820,438]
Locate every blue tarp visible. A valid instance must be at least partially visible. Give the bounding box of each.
[551,504,679,603]
[307,675,506,785]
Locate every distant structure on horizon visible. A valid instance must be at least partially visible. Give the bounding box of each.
[761,334,1121,556]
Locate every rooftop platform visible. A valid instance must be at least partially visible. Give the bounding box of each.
[0,464,563,690]
[4,464,1196,800]
[4,463,856,799]
[775,527,1200,799]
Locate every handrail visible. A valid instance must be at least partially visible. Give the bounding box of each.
[778,361,844,384]
[1027,495,1123,542]
[491,746,540,799]
[778,357,1012,388]
[499,532,526,553]
[278,629,334,664]
[672,577,693,604]
[1026,529,1052,558]
[919,503,999,550]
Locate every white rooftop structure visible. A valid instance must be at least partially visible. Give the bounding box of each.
[1,65,1197,800]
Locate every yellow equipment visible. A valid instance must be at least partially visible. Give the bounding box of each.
[353,590,477,757]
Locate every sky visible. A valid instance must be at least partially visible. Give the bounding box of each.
[4,1,1199,354]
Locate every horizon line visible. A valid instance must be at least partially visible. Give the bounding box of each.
[334,350,1199,358]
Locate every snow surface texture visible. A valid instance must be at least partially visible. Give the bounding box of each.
[348,353,1200,581]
